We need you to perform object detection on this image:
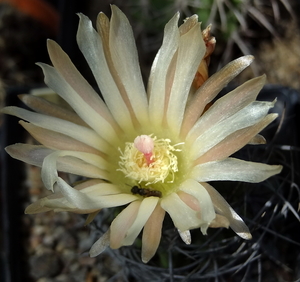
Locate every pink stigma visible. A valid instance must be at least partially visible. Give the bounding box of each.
[134,135,154,165]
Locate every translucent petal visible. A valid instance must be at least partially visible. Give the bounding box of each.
[202,183,252,239]
[5,144,53,167]
[191,158,283,183]
[90,230,110,257]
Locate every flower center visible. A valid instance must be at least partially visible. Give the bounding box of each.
[118,135,181,185]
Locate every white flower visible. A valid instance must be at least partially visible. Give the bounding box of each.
[2,5,282,263]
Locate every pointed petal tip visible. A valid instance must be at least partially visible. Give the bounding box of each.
[89,230,110,257]
[234,55,255,69]
[178,229,192,244]
[237,231,252,240]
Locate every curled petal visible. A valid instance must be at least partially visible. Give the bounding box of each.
[57,177,137,210]
[41,150,110,190]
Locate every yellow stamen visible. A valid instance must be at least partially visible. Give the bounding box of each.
[118,135,181,185]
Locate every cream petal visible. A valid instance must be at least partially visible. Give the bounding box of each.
[85,211,100,225]
[28,180,111,214]
[25,201,52,214]
[141,204,165,263]
[20,121,102,155]
[195,114,278,164]
[73,179,105,190]
[186,75,266,144]
[166,22,206,135]
[5,144,53,167]
[181,55,254,136]
[46,40,120,133]
[248,134,266,144]
[189,100,276,159]
[2,106,107,151]
[57,177,137,210]
[76,13,135,132]
[202,183,252,239]
[178,179,216,232]
[178,15,199,35]
[38,62,120,144]
[109,6,149,126]
[178,230,191,244]
[122,197,159,246]
[161,192,203,232]
[19,94,87,126]
[26,187,78,213]
[57,156,108,181]
[191,158,283,183]
[110,201,141,249]
[40,193,77,211]
[177,191,201,211]
[41,150,110,190]
[148,13,180,127]
[80,183,123,196]
[90,230,110,257]
[209,214,230,229]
